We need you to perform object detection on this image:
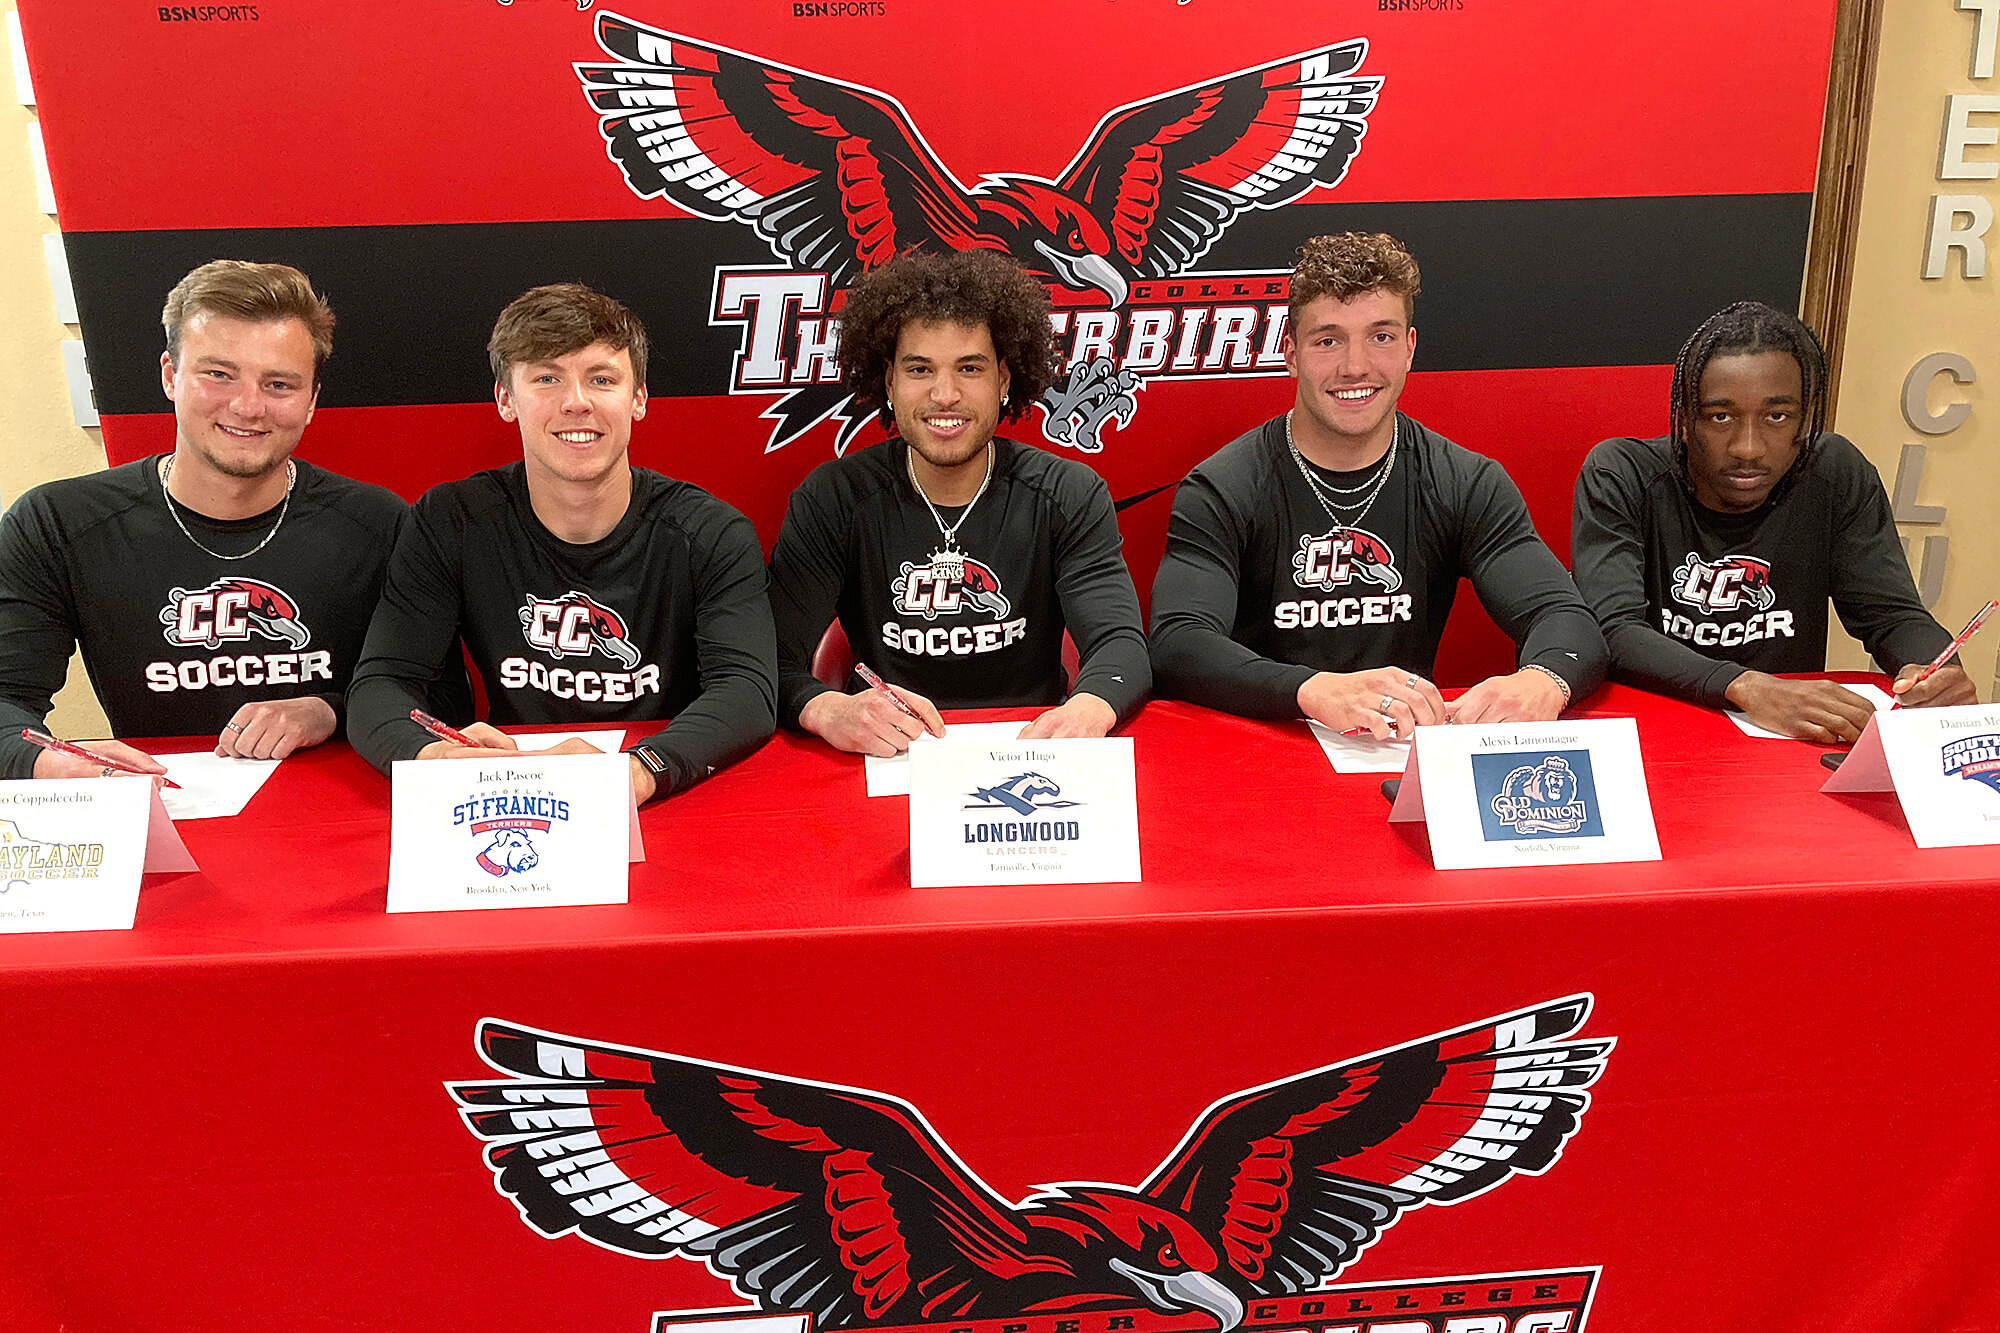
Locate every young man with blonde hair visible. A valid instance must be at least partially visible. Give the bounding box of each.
[0,259,413,778]
[347,283,776,802]
[1150,232,1605,733]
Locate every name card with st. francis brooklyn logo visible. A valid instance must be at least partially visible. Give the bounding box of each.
[1390,719,1660,870]
[387,752,641,912]
[1822,702,2000,848]
[907,737,1139,887]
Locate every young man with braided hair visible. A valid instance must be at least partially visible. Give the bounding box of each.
[0,260,420,779]
[767,249,1150,757]
[1571,300,1974,742]
[1150,232,1605,736]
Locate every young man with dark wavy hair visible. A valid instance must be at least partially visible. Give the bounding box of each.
[767,249,1149,756]
[1150,232,1604,736]
[0,259,415,778]
[1572,300,1975,742]
[346,283,776,802]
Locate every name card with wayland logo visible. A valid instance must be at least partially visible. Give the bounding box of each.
[907,738,1139,887]
[388,752,641,912]
[0,779,158,933]
[1821,702,2000,847]
[1389,718,1660,869]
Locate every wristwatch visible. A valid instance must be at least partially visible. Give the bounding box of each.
[627,743,670,780]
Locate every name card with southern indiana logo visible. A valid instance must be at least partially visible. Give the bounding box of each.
[1822,702,2000,848]
[387,753,640,912]
[0,779,159,933]
[1390,719,1661,870]
[907,738,1139,887]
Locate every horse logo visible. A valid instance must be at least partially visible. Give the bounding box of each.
[965,772,1082,816]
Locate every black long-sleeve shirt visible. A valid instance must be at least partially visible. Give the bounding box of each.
[0,456,407,778]
[346,464,775,797]
[1570,432,1950,705]
[1149,414,1606,717]
[767,436,1150,726]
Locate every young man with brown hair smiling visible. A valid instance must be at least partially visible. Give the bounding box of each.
[346,283,775,802]
[0,259,414,778]
[766,250,1149,757]
[1150,232,1605,736]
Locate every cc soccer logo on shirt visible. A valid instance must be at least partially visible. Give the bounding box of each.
[504,590,660,703]
[1276,528,1413,631]
[448,995,1611,1333]
[884,552,1028,659]
[148,576,333,694]
[1660,554,1794,649]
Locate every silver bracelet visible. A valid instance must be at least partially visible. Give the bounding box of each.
[1522,663,1573,709]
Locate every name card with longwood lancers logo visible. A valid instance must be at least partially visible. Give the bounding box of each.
[1822,702,2000,847]
[387,753,641,912]
[0,780,162,933]
[1389,719,1661,870]
[907,738,1139,887]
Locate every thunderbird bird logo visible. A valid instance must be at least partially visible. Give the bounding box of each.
[448,996,1609,1326]
[575,16,1380,305]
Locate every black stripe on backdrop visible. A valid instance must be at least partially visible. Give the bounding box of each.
[67,193,1809,415]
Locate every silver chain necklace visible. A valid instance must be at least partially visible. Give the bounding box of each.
[1287,411,1397,529]
[159,455,297,561]
[906,442,995,573]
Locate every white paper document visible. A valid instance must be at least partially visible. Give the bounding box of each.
[908,736,1141,887]
[864,721,1034,796]
[154,750,280,820]
[1307,721,1413,773]
[1725,683,1893,739]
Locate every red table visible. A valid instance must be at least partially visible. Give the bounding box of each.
[1,683,1995,1333]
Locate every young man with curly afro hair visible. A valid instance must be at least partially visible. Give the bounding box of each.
[767,249,1150,756]
[1571,300,1975,742]
[1149,232,1605,735]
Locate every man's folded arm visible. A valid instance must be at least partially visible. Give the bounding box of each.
[766,481,849,727]
[0,499,89,778]
[1052,476,1150,723]
[630,509,777,797]
[345,505,473,773]
[1455,459,1606,700]
[1149,477,1314,718]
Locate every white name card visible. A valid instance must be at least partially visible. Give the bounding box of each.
[388,752,641,913]
[1389,718,1661,870]
[0,779,158,933]
[908,737,1140,887]
[1821,702,2000,848]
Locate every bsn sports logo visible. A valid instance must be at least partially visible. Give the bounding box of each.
[453,789,571,877]
[576,14,1380,453]
[1293,528,1402,594]
[159,577,310,650]
[1669,554,1775,613]
[1942,733,2000,795]
[519,590,643,667]
[448,996,1610,1331]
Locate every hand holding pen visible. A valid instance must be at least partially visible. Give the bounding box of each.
[1891,598,1994,709]
[21,729,180,787]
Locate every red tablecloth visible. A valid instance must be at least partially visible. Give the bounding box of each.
[1,684,1995,1333]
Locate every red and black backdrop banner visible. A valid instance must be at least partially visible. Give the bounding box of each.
[17,0,1837,682]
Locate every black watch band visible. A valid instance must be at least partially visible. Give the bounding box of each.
[627,744,670,778]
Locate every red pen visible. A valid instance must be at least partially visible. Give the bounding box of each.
[411,709,479,747]
[20,729,182,788]
[1894,597,1997,708]
[854,663,923,723]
